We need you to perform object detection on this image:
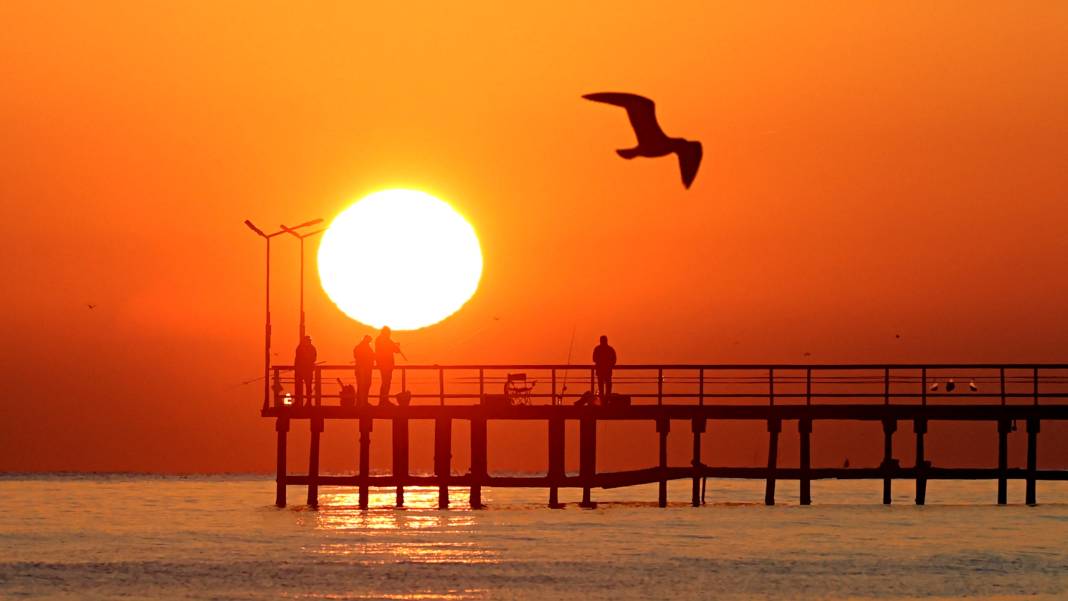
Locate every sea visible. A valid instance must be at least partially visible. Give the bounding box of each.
[1,475,1066,600]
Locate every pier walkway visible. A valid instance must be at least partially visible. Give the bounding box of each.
[261,363,1068,508]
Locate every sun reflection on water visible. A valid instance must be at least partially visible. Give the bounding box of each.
[306,487,497,568]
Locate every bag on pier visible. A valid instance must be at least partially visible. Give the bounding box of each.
[605,393,631,407]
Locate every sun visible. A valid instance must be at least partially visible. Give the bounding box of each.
[317,189,483,330]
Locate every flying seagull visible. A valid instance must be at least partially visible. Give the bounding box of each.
[86,303,96,310]
[583,92,703,189]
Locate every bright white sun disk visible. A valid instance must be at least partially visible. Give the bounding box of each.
[317,189,483,330]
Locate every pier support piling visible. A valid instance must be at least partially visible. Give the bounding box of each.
[358,416,372,510]
[914,418,928,505]
[691,418,705,507]
[1026,418,1039,506]
[392,417,409,507]
[548,417,565,508]
[275,417,289,508]
[307,417,323,508]
[657,418,670,507]
[580,414,597,507]
[765,418,780,506]
[470,416,487,509]
[882,419,897,505]
[799,418,812,506]
[997,419,1011,505]
[434,417,451,509]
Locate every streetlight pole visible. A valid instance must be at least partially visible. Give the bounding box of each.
[245,218,322,412]
[280,222,324,341]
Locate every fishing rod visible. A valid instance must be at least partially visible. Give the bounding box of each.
[559,324,576,404]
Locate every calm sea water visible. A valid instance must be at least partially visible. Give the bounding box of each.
[1,475,1066,600]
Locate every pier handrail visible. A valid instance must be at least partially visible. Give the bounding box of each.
[266,362,1068,410]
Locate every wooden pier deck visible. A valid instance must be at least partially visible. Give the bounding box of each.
[261,363,1068,508]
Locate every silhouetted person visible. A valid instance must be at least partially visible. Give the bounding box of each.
[593,335,617,400]
[375,326,402,406]
[353,335,374,407]
[583,92,703,188]
[294,335,317,407]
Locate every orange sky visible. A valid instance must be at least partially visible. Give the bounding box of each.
[2,2,1067,473]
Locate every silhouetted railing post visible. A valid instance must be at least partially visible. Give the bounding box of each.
[765,417,780,506]
[548,416,565,508]
[314,367,322,407]
[1026,417,1039,505]
[921,368,927,406]
[1000,368,1006,406]
[997,418,1011,505]
[657,368,664,406]
[470,416,487,508]
[691,417,705,507]
[275,417,289,507]
[799,418,812,505]
[806,369,812,406]
[914,418,928,505]
[657,417,669,507]
[551,369,557,405]
[479,368,485,400]
[307,417,323,507]
[439,367,445,406]
[768,368,775,406]
[698,368,705,406]
[882,418,897,504]
[393,416,408,507]
[434,416,451,509]
[883,368,890,405]
[580,414,596,507]
[358,416,372,509]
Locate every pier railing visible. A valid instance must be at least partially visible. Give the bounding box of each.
[268,363,1068,409]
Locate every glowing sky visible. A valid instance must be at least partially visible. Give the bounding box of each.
[2,2,1067,472]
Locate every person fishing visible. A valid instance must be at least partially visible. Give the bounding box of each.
[592,335,617,400]
[375,326,403,406]
[353,335,375,407]
[294,335,317,407]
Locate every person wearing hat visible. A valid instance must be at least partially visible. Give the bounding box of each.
[294,335,317,407]
[353,335,375,407]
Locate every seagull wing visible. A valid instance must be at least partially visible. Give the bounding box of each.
[675,140,703,188]
[583,92,667,146]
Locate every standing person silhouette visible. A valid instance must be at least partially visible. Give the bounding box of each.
[353,335,375,407]
[592,335,617,400]
[375,326,402,406]
[294,335,317,407]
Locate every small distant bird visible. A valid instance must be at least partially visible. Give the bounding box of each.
[929,382,939,392]
[895,334,901,339]
[803,352,812,357]
[946,379,956,393]
[583,92,703,188]
[968,380,979,392]
[86,303,96,310]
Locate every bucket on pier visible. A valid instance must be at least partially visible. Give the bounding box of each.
[336,378,356,408]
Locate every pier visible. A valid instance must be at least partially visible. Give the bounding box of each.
[262,363,1068,508]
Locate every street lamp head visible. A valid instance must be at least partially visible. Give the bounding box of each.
[244,220,267,238]
[280,220,326,239]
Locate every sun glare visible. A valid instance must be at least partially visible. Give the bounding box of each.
[317,189,483,330]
